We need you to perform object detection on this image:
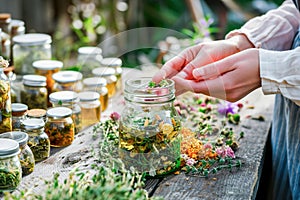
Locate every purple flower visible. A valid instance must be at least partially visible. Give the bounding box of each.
[203,143,213,149]
[216,146,236,159]
[186,158,196,166]
[110,112,120,121]
[217,101,239,116]
[225,146,235,159]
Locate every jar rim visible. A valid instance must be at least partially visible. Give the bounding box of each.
[100,57,122,67]
[0,131,28,146]
[23,74,47,87]
[78,91,100,101]
[124,78,175,104]
[52,71,83,83]
[92,67,116,77]
[26,109,47,118]
[12,103,28,112]
[13,33,52,46]
[22,118,45,130]
[83,77,107,87]
[49,91,79,104]
[0,138,20,158]
[33,60,63,70]
[78,46,102,55]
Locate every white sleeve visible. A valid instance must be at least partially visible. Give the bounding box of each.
[260,47,300,105]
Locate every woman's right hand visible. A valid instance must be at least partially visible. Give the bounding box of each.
[152,34,254,83]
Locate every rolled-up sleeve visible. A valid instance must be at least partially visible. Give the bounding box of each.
[260,47,300,106]
[226,0,300,51]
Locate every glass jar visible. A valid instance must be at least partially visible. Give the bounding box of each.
[10,19,25,39]
[33,60,63,94]
[0,59,12,134]
[119,78,181,176]
[26,108,47,123]
[82,77,109,111]
[52,71,83,92]
[21,118,50,162]
[12,103,28,131]
[0,138,22,192]
[100,57,122,91]
[0,131,35,176]
[0,13,12,61]
[49,91,82,134]
[20,75,48,109]
[78,91,101,129]
[77,46,102,78]
[13,33,52,75]
[45,107,75,147]
[92,67,117,97]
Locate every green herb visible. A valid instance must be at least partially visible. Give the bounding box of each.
[148,80,169,88]
[27,133,50,162]
[0,157,21,192]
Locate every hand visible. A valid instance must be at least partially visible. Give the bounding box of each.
[172,48,261,102]
[152,34,254,83]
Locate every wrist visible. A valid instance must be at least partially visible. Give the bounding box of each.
[227,34,255,51]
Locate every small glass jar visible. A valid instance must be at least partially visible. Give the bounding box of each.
[12,103,28,131]
[0,138,22,192]
[119,78,181,176]
[20,75,48,109]
[0,131,35,176]
[82,77,109,111]
[100,57,122,91]
[21,118,50,162]
[78,91,101,128]
[92,67,117,97]
[52,71,83,92]
[10,19,25,39]
[49,91,82,134]
[77,46,102,78]
[26,108,47,123]
[0,13,12,61]
[13,33,52,75]
[45,107,75,147]
[0,61,12,134]
[32,60,63,94]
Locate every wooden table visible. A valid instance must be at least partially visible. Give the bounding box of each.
[1,67,275,200]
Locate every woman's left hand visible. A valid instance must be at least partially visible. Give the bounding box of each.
[172,48,261,102]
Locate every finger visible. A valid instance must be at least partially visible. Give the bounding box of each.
[192,55,236,80]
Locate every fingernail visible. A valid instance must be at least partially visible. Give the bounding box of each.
[193,67,217,78]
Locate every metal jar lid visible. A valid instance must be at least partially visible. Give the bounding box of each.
[0,131,29,147]
[100,57,122,67]
[52,71,83,83]
[32,60,63,71]
[0,138,20,158]
[49,91,79,104]
[46,107,72,118]
[92,67,116,77]
[83,77,107,87]
[12,103,28,112]
[22,118,45,130]
[78,91,100,102]
[13,33,52,46]
[78,46,102,55]
[23,74,47,87]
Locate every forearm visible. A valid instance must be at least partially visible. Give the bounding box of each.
[226,0,300,51]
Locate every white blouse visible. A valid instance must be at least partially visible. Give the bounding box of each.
[226,0,300,105]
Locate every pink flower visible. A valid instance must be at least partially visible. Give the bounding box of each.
[203,143,213,149]
[216,146,236,159]
[186,158,196,166]
[110,112,120,121]
[225,146,235,159]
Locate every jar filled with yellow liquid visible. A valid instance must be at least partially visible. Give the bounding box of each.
[92,67,117,98]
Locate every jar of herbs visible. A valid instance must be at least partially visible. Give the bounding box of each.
[78,91,101,128]
[77,46,102,78]
[13,33,52,75]
[0,131,35,176]
[12,103,28,131]
[119,78,181,176]
[45,107,75,147]
[100,57,122,91]
[21,118,50,162]
[82,77,108,111]
[0,56,12,134]
[49,91,82,134]
[92,67,117,97]
[52,71,83,92]
[21,75,48,109]
[0,138,22,192]
[32,60,63,94]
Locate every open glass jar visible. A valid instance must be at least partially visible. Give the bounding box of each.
[21,75,48,110]
[13,33,52,75]
[0,138,22,192]
[45,107,75,147]
[82,77,108,111]
[52,71,83,92]
[119,78,181,176]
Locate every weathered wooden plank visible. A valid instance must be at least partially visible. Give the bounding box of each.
[151,89,274,200]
